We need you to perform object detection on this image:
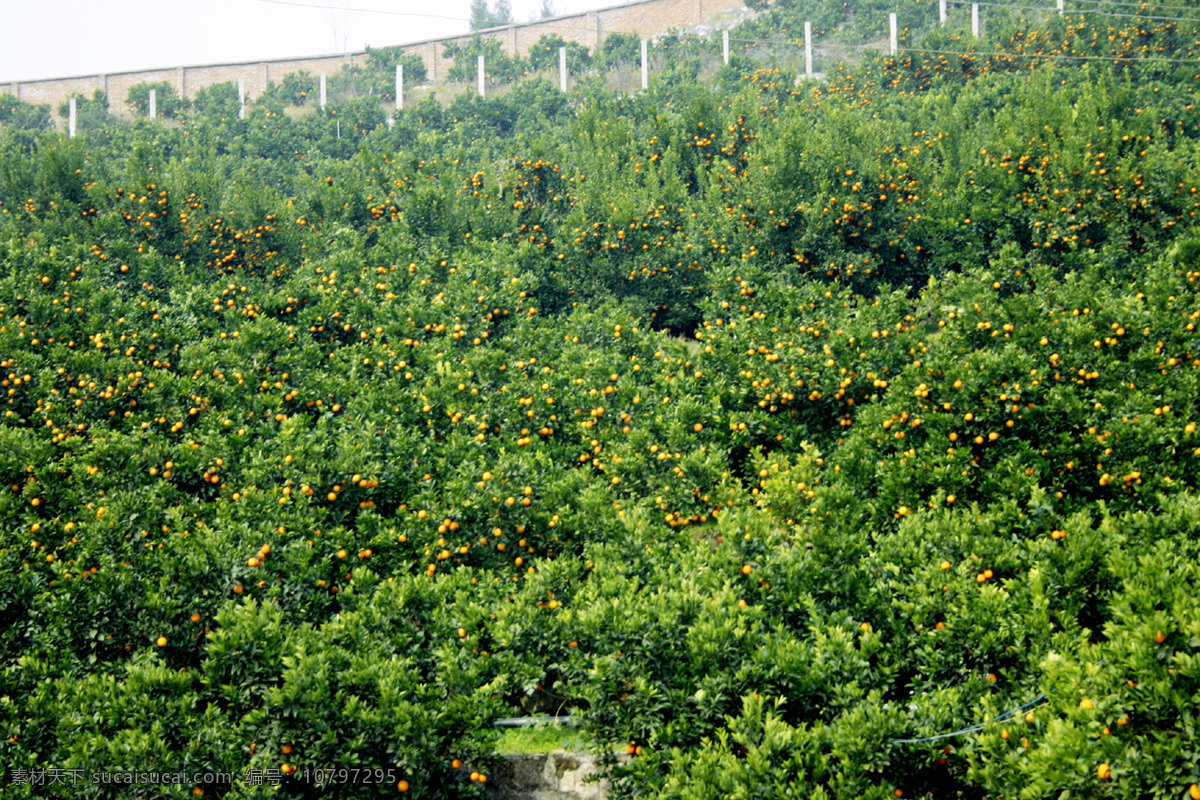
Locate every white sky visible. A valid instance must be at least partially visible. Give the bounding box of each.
[0,0,607,82]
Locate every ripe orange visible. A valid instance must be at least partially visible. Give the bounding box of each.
[156,636,167,647]
[281,745,292,754]
[397,780,410,792]
[741,564,752,575]
[1155,630,1166,644]
[451,758,462,769]
[1097,763,1111,779]
[233,584,244,595]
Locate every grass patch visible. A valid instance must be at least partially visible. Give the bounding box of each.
[493,723,590,754]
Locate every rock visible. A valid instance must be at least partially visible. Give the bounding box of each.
[484,751,625,800]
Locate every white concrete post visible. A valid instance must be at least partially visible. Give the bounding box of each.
[68,98,76,138]
[1057,0,1064,14]
[641,39,648,90]
[387,115,394,130]
[559,46,567,91]
[723,30,729,65]
[478,54,485,97]
[972,4,980,38]
[889,13,898,56]
[319,74,326,108]
[238,79,245,119]
[396,64,403,110]
[148,88,156,119]
[804,21,813,77]
[939,0,947,25]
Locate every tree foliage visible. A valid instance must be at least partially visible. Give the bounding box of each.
[1,4,1200,798]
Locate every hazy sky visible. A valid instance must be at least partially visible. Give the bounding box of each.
[0,0,606,82]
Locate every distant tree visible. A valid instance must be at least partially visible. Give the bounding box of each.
[444,35,528,83]
[527,34,591,72]
[538,0,556,19]
[470,0,513,31]
[126,81,186,119]
[366,46,428,85]
[597,32,642,68]
[57,90,111,132]
[190,82,241,118]
[0,95,52,131]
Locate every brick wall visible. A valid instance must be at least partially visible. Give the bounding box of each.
[3,0,745,119]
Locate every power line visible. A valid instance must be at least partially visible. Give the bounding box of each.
[1067,4,1200,23]
[898,45,1200,64]
[968,2,1060,13]
[888,695,1046,743]
[1067,0,1200,10]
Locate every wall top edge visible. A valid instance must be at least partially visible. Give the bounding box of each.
[0,0,682,87]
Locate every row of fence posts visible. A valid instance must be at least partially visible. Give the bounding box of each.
[66,0,1072,137]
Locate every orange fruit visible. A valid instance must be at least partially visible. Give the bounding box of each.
[741,564,752,575]
[1097,763,1111,779]
[397,780,410,792]
[156,636,167,647]
[451,758,462,769]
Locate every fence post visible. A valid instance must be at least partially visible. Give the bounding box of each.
[1057,0,1064,14]
[478,54,485,97]
[972,3,980,38]
[559,47,567,91]
[320,74,326,108]
[641,39,648,90]
[238,79,245,119]
[889,13,898,56]
[939,0,947,25]
[723,29,729,65]
[148,88,156,119]
[804,21,813,77]
[69,97,76,138]
[396,64,403,110]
